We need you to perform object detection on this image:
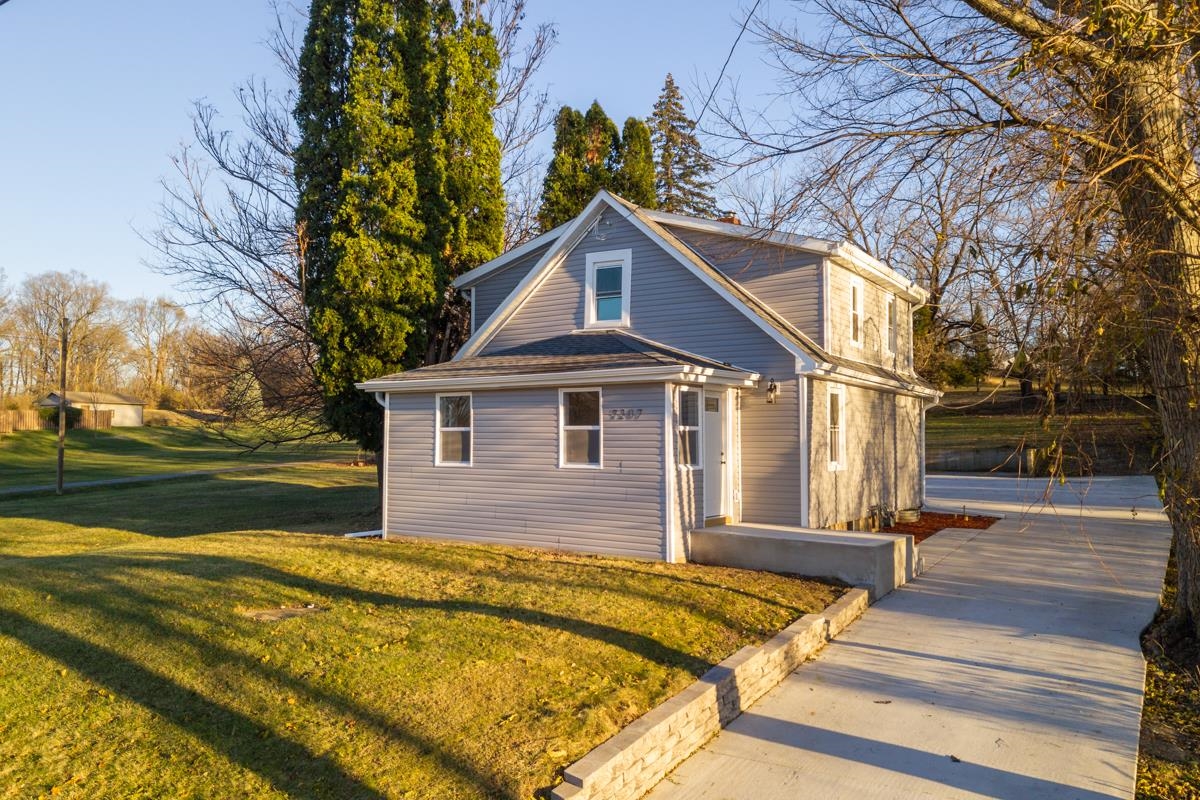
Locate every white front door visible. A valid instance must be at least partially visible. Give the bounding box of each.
[703,391,726,519]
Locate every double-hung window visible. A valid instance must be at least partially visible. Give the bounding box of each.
[828,386,846,471]
[850,277,863,347]
[677,388,700,467]
[585,249,631,328]
[436,394,472,466]
[561,389,602,467]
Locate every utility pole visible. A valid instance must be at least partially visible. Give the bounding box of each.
[56,316,68,496]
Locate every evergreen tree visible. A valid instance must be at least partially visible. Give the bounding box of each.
[538,101,624,227]
[650,73,716,217]
[295,0,502,454]
[615,117,657,209]
[537,106,589,229]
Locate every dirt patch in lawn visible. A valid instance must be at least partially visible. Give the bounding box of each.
[882,512,1000,544]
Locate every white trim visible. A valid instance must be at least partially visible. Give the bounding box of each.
[919,403,927,508]
[456,195,613,360]
[377,392,390,537]
[821,259,831,350]
[849,274,864,349]
[676,386,702,469]
[733,388,744,523]
[559,387,603,469]
[827,384,846,472]
[885,292,897,358]
[806,364,941,400]
[456,191,820,369]
[357,364,759,394]
[584,248,632,328]
[663,383,679,562]
[434,392,473,467]
[798,377,810,527]
[641,208,927,303]
[451,222,571,289]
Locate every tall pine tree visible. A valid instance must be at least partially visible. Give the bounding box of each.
[295,0,502,454]
[538,101,627,228]
[650,73,716,217]
[616,117,657,209]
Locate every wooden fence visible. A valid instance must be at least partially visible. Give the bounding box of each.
[0,409,113,434]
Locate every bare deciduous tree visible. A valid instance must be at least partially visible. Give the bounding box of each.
[731,0,1200,636]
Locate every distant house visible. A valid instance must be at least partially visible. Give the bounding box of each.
[38,391,146,427]
[357,190,940,563]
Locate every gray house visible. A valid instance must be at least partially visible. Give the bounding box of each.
[358,191,940,564]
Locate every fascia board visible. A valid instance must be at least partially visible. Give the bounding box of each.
[453,197,611,360]
[355,364,759,393]
[450,222,570,289]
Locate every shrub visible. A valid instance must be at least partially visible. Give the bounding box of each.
[37,406,82,429]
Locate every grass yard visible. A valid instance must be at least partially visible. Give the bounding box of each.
[0,464,842,799]
[0,426,359,491]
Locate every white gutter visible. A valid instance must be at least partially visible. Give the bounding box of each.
[356,364,760,394]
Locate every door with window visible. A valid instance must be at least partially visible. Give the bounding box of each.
[703,391,727,520]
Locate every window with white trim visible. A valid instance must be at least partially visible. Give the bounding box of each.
[561,389,602,467]
[677,387,700,467]
[828,386,846,471]
[436,394,472,465]
[849,277,863,347]
[886,293,898,355]
[585,249,632,328]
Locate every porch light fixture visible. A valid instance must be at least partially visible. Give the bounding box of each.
[766,378,779,404]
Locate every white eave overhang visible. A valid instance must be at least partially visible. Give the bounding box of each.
[355,364,760,394]
[804,361,942,400]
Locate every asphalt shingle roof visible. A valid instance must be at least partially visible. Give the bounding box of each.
[370,331,755,383]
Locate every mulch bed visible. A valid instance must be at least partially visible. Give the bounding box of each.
[881,512,1000,544]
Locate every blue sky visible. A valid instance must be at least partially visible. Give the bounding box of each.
[0,1,780,301]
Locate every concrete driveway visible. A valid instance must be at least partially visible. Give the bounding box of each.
[646,474,1172,799]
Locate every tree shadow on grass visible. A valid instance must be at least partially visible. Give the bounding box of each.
[0,549,712,798]
[0,474,377,539]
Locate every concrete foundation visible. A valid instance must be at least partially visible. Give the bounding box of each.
[690,524,915,600]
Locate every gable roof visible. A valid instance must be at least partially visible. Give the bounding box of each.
[438,191,938,398]
[455,191,821,368]
[39,391,145,406]
[356,330,759,393]
[642,208,928,304]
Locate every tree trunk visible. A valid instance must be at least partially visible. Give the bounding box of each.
[1099,57,1200,637]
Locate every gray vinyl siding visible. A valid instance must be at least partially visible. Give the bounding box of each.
[807,379,923,526]
[485,209,805,527]
[665,227,824,343]
[386,383,666,559]
[825,262,914,372]
[470,243,552,331]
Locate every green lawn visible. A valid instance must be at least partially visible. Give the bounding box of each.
[926,409,1158,450]
[0,465,842,799]
[0,426,359,490]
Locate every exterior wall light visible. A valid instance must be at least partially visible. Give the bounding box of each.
[766,378,779,404]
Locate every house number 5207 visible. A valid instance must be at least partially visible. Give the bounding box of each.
[607,408,643,421]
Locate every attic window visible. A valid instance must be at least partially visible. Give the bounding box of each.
[585,249,631,328]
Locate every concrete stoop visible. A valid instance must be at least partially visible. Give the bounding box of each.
[550,589,870,800]
[689,524,917,600]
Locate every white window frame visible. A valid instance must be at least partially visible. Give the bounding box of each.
[827,385,846,472]
[584,249,632,329]
[885,292,897,356]
[434,392,473,467]
[849,276,864,348]
[676,386,702,469]
[559,387,603,469]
